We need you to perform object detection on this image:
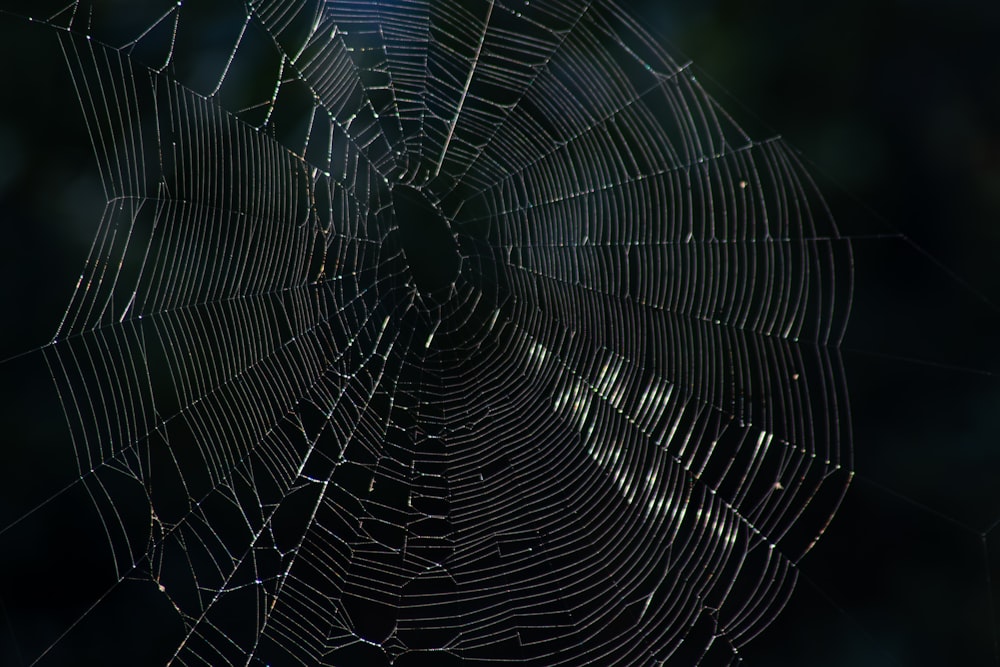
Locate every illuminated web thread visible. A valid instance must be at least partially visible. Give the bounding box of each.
[42,0,851,664]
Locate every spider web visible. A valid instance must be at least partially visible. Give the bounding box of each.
[0,1,851,665]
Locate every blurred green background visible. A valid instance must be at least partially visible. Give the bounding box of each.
[1,1,998,665]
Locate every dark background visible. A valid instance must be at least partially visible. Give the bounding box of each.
[0,1,998,665]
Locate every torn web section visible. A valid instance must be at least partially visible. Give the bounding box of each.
[247,0,402,178]
[319,0,436,183]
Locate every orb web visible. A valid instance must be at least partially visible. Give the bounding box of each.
[20,0,851,664]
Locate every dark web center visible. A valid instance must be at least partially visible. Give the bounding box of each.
[391,184,461,294]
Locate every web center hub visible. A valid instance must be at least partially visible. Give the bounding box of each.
[391,184,461,295]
